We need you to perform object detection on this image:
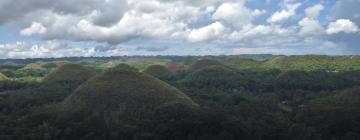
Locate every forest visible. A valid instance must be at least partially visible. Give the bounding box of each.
[0,55,359,140]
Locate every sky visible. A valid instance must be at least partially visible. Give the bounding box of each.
[0,0,359,58]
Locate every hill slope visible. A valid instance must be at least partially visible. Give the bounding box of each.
[264,55,360,71]
[63,69,197,120]
[188,59,223,71]
[43,63,96,83]
[144,65,173,79]
[183,65,238,92]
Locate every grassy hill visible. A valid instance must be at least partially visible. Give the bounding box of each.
[182,65,238,92]
[43,63,96,83]
[144,65,173,79]
[63,69,198,120]
[263,55,360,71]
[188,59,223,72]
[107,63,138,72]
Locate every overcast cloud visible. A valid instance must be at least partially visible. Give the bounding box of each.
[0,0,359,58]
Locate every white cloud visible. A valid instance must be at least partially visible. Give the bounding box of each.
[0,0,359,57]
[231,47,287,54]
[212,2,266,27]
[188,21,226,42]
[20,22,47,36]
[297,4,325,37]
[305,4,324,19]
[298,17,325,36]
[326,19,359,34]
[11,0,211,44]
[267,3,301,23]
[0,41,100,59]
[229,25,292,42]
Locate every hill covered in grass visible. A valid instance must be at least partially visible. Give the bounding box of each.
[188,59,223,71]
[183,65,238,92]
[107,63,138,72]
[43,63,96,83]
[63,69,197,120]
[263,55,360,71]
[144,65,173,80]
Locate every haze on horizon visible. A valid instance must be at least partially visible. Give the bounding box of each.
[0,0,359,58]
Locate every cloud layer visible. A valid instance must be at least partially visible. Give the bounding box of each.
[0,0,359,58]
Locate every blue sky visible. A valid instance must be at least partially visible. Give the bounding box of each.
[0,0,359,58]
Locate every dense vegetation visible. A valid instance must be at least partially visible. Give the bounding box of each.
[0,55,359,140]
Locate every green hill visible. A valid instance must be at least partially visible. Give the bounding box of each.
[107,63,138,72]
[144,65,173,79]
[183,65,238,92]
[188,59,223,71]
[263,55,360,71]
[166,62,186,72]
[227,58,262,70]
[43,63,96,83]
[63,69,197,120]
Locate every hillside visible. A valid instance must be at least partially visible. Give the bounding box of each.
[188,59,223,71]
[63,69,197,120]
[144,65,173,79]
[107,63,138,72]
[264,55,360,71]
[183,65,238,92]
[43,63,96,83]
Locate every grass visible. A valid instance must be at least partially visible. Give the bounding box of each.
[63,69,198,119]
[182,65,238,91]
[43,63,96,83]
[144,65,172,79]
[188,59,223,72]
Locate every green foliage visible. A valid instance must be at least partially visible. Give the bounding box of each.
[263,55,360,71]
[43,63,96,83]
[182,65,238,92]
[107,63,139,72]
[188,59,223,72]
[0,56,360,140]
[14,63,49,78]
[227,58,262,70]
[293,87,360,140]
[144,65,173,80]
[274,70,360,92]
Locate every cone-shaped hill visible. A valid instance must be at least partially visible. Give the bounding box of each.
[38,63,97,102]
[63,69,198,120]
[144,65,173,80]
[107,63,138,72]
[0,72,8,81]
[274,70,323,91]
[43,63,96,83]
[183,65,238,91]
[188,59,223,72]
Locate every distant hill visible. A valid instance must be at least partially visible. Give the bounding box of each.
[144,65,173,80]
[227,58,262,70]
[183,65,238,92]
[189,59,223,72]
[166,62,187,72]
[43,63,96,83]
[107,63,138,72]
[264,55,360,71]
